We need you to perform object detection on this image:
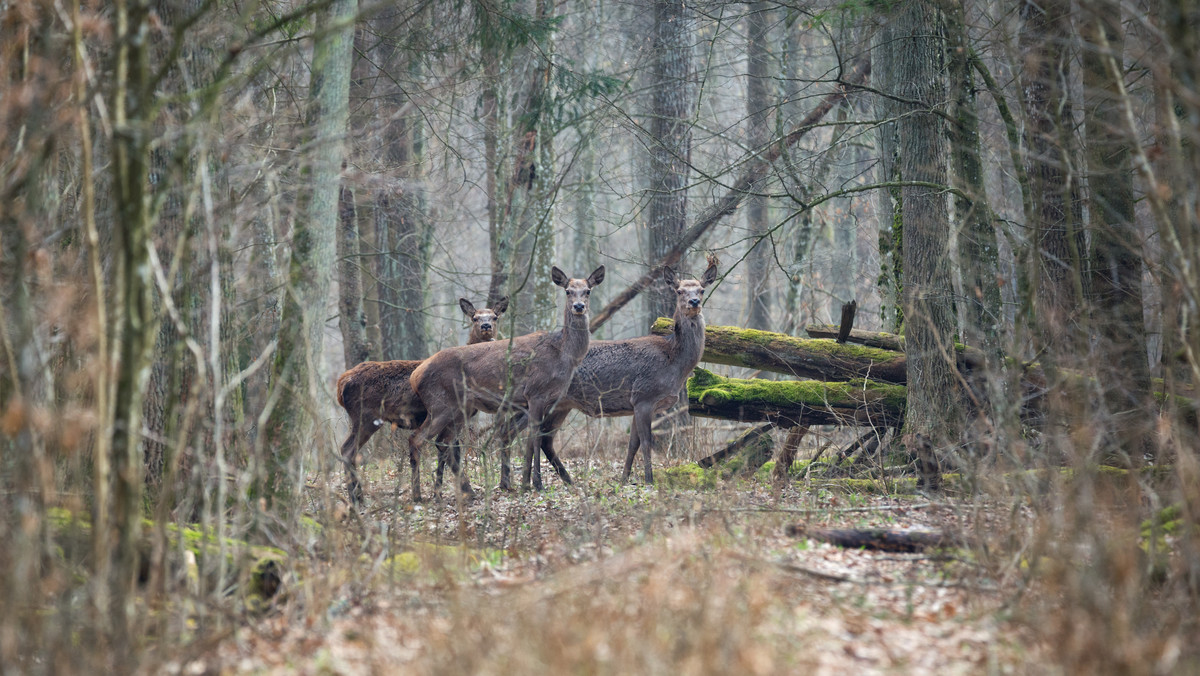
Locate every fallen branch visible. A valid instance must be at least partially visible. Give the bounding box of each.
[785,525,966,553]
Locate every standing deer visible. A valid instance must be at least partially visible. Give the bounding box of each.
[335,297,507,503]
[407,265,605,501]
[502,256,719,486]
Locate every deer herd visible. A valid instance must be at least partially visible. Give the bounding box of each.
[335,256,720,504]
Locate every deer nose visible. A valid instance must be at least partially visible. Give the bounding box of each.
[689,298,700,308]
[573,302,585,312]
[480,323,492,331]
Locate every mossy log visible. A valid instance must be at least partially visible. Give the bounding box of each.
[48,508,287,601]
[686,368,905,428]
[652,318,908,383]
[806,324,986,371]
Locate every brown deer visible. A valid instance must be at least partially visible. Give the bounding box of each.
[335,297,507,503]
[503,256,719,487]
[407,265,605,501]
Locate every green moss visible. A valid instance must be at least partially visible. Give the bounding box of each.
[659,463,719,490]
[687,368,906,410]
[753,459,812,481]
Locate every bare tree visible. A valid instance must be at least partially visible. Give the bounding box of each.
[261,0,357,502]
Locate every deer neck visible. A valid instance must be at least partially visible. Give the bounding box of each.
[670,310,706,366]
[560,305,591,362]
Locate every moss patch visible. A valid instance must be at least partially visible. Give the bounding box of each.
[687,368,907,410]
[659,463,719,490]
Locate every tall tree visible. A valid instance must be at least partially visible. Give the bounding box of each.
[370,3,432,359]
[744,0,772,330]
[337,183,369,367]
[947,1,1002,354]
[873,16,903,332]
[644,0,693,328]
[261,0,356,502]
[1020,0,1087,351]
[108,0,159,655]
[890,1,962,485]
[1080,1,1150,460]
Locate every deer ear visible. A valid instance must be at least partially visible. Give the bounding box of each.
[492,296,508,315]
[662,266,678,289]
[586,265,605,288]
[459,298,476,317]
[701,260,719,287]
[551,266,569,288]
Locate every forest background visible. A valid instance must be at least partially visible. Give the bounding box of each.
[3,0,1200,672]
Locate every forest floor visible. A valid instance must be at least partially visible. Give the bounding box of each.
[197,454,1045,675]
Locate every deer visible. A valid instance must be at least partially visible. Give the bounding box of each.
[335,297,507,503]
[407,265,605,501]
[499,255,719,487]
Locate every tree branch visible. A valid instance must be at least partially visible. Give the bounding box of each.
[589,56,871,333]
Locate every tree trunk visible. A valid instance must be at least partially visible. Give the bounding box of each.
[947,3,1002,356]
[337,184,369,367]
[108,0,158,656]
[1080,2,1151,462]
[644,0,693,328]
[261,0,356,502]
[1020,0,1088,352]
[367,6,431,361]
[891,1,962,486]
[744,0,772,330]
[873,15,903,333]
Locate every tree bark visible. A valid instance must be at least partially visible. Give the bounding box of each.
[337,184,369,367]
[947,3,1002,356]
[109,0,158,656]
[872,15,903,332]
[891,0,962,486]
[644,0,693,328]
[1020,0,1088,352]
[744,0,772,330]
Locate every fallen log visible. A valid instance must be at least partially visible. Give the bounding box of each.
[685,367,905,428]
[652,319,908,384]
[805,324,986,371]
[785,525,965,552]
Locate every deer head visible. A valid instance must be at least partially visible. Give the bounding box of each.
[552,265,605,317]
[460,296,509,343]
[664,255,719,318]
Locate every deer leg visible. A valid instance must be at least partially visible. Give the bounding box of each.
[621,417,641,482]
[409,413,448,504]
[540,410,572,485]
[340,418,378,506]
[629,403,657,484]
[438,428,474,498]
[522,403,547,491]
[497,416,515,492]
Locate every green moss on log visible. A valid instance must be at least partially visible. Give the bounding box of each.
[652,318,908,383]
[47,507,288,599]
[686,368,905,427]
